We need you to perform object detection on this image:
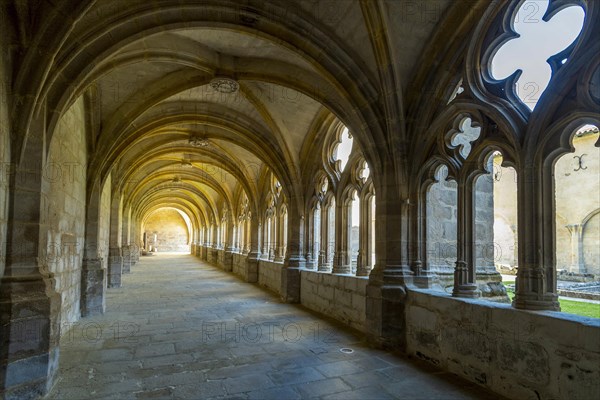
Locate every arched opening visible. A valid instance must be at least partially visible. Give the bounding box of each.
[350,189,360,274]
[554,125,599,310]
[474,151,515,302]
[143,208,191,253]
[426,165,457,292]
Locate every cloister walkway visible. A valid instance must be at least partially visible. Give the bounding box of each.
[46,253,504,400]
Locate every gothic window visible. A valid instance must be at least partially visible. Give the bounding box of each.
[333,127,354,172]
[489,0,585,110]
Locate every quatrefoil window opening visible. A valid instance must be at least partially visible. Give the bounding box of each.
[449,117,481,159]
[490,0,585,110]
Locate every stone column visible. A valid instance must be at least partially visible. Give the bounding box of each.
[261,216,269,259]
[566,224,585,273]
[305,206,317,270]
[318,202,331,271]
[356,195,373,276]
[452,178,479,297]
[223,219,235,272]
[243,218,251,255]
[281,200,306,303]
[411,187,436,288]
[0,127,62,398]
[107,192,123,288]
[274,211,285,262]
[121,245,132,274]
[333,197,351,274]
[244,215,261,283]
[513,165,559,310]
[269,216,276,261]
[81,180,107,316]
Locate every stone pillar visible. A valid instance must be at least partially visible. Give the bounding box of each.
[81,180,107,317]
[452,178,480,297]
[261,217,269,259]
[357,194,373,276]
[274,211,285,262]
[319,202,332,272]
[244,215,261,283]
[0,127,62,399]
[513,165,559,310]
[366,170,413,349]
[223,219,235,272]
[107,192,123,288]
[305,205,317,270]
[333,197,351,274]
[410,188,436,288]
[566,224,585,273]
[281,200,305,303]
[121,245,132,274]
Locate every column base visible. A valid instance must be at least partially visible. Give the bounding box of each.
[513,293,560,311]
[452,284,480,298]
[0,275,61,399]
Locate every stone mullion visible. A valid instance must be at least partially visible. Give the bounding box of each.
[274,210,285,262]
[269,215,276,260]
[243,217,251,254]
[304,206,315,269]
[319,203,330,271]
[244,215,261,283]
[223,218,235,271]
[356,194,371,276]
[333,199,351,274]
[513,165,559,310]
[412,186,435,287]
[452,178,479,298]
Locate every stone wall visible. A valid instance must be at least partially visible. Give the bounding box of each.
[144,208,190,252]
[406,289,600,400]
[41,97,87,328]
[300,271,367,332]
[0,13,10,279]
[98,174,112,271]
[258,260,282,294]
[232,253,247,278]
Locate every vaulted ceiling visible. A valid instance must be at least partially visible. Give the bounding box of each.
[9,0,465,226]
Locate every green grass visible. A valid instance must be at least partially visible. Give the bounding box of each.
[504,285,600,319]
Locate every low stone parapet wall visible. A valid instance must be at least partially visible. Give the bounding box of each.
[300,270,367,332]
[405,288,600,400]
[258,260,282,294]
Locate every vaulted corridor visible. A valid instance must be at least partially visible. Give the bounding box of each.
[46,254,501,400]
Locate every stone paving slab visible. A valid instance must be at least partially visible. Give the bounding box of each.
[46,253,506,399]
